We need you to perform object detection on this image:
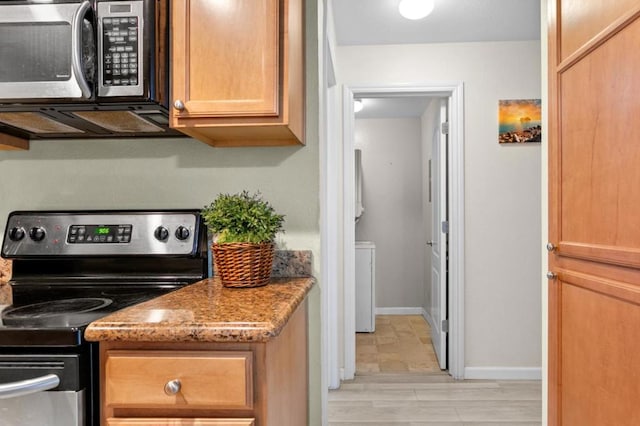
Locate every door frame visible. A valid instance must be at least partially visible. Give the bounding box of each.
[339,83,465,380]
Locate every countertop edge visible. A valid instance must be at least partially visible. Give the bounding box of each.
[85,276,314,344]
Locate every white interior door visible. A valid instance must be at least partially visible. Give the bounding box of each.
[430,99,448,370]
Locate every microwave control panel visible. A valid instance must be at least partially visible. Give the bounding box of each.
[97,1,144,97]
[102,17,139,86]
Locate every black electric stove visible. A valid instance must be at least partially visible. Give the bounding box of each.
[0,210,209,426]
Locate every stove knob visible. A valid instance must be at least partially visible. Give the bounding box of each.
[175,226,190,241]
[154,226,169,242]
[29,227,46,242]
[8,227,25,241]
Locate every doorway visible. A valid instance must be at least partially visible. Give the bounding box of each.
[353,96,447,374]
[338,84,465,381]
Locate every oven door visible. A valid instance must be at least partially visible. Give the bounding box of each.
[0,1,94,100]
[0,354,86,426]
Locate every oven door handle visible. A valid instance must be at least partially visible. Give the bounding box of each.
[0,374,60,399]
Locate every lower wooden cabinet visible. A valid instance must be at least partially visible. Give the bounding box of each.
[107,419,254,426]
[98,303,307,426]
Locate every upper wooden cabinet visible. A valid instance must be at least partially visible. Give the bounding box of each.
[170,0,304,147]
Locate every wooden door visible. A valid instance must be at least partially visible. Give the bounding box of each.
[548,1,640,425]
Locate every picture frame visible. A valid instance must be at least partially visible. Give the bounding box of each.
[498,99,542,144]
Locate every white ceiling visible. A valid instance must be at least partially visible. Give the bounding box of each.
[332,0,540,46]
[339,0,541,118]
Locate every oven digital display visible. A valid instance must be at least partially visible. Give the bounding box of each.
[95,226,110,235]
[67,224,132,244]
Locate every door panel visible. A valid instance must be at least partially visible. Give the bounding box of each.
[559,0,638,60]
[549,1,640,424]
[560,277,640,426]
[559,17,640,252]
[430,99,448,370]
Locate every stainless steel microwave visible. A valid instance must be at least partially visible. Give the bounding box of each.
[0,0,178,139]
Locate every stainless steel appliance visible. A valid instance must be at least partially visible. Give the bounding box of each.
[0,0,178,139]
[0,210,208,425]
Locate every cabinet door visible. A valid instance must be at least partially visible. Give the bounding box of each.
[172,0,279,118]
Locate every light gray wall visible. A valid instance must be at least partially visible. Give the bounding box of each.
[337,40,542,370]
[354,117,427,309]
[0,1,322,423]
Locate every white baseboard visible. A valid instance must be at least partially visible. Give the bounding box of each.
[422,308,434,330]
[464,367,542,380]
[375,307,423,315]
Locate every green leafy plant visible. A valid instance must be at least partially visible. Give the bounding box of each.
[202,191,285,244]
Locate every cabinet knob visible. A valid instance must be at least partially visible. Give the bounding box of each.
[164,379,181,395]
[173,100,185,111]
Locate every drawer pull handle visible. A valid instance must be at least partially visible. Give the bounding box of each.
[164,379,181,395]
[173,100,185,111]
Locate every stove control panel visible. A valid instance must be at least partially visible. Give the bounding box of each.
[2,211,202,257]
[67,224,132,244]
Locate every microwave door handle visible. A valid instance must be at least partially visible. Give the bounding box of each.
[71,0,93,99]
[0,374,60,399]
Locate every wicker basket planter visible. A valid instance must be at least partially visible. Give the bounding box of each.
[212,242,275,288]
[203,191,284,288]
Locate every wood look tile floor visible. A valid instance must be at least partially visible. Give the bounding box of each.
[356,315,441,374]
[328,375,542,425]
[330,315,542,424]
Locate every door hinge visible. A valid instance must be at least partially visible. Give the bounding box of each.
[441,221,449,234]
[441,122,449,135]
[442,319,449,333]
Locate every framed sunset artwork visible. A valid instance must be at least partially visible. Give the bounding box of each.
[498,99,542,144]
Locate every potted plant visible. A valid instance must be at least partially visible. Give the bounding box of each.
[202,191,285,288]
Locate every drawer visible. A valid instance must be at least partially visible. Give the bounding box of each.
[107,419,255,426]
[105,350,253,410]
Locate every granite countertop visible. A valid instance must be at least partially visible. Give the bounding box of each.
[0,259,10,282]
[84,276,314,344]
[0,259,11,306]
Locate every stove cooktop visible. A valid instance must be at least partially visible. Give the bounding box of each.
[0,283,187,346]
[2,297,114,327]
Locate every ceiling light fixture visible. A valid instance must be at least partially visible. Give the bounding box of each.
[398,0,435,20]
[354,99,363,113]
